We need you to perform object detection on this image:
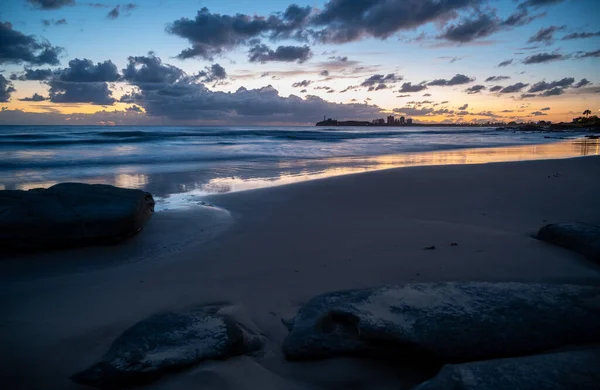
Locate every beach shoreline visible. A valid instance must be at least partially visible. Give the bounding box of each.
[2,156,600,390]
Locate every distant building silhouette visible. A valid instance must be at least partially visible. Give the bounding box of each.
[387,115,395,125]
[407,118,413,125]
[400,116,405,125]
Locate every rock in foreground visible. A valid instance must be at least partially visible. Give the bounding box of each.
[283,283,600,362]
[0,183,154,250]
[413,348,600,390]
[72,305,263,388]
[537,222,600,263]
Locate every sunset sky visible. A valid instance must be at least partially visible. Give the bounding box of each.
[0,0,598,125]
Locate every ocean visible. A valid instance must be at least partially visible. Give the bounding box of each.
[0,125,597,209]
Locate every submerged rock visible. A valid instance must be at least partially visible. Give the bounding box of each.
[72,306,263,387]
[0,183,154,250]
[283,283,600,362]
[537,222,600,263]
[413,348,600,390]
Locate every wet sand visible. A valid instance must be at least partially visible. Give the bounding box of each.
[1,156,600,390]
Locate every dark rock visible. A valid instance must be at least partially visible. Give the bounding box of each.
[0,183,154,251]
[413,348,600,390]
[282,283,600,362]
[537,222,600,263]
[72,305,263,387]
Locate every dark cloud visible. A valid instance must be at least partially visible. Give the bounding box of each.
[320,70,329,77]
[0,22,62,65]
[17,67,54,81]
[57,58,120,82]
[49,81,116,105]
[0,74,16,102]
[107,7,120,19]
[438,13,499,43]
[530,111,547,116]
[398,82,427,93]
[120,55,385,123]
[527,25,563,44]
[300,89,307,93]
[522,52,565,64]
[313,0,483,44]
[520,93,536,98]
[458,103,468,110]
[122,55,185,86]
[528,77,573,92]
[500,82,529,93]
[485,76,510,82]
[42,18,68,27]
[248,44,312,63]
[576,49,600,59]
[573,78,591,88]
[19,93,47,101]
[541,87,564,96]
[166,6,310,60]
[465,85,485,94]
[562,31,600,40]
[27,0,74,9]
[292,80,312,88]
[397,94,411,97]
[541,107,551,111]
[361,73,403,91]
[489,85,503,92]
[196,63,227,83]
[428,74,474,86]
[423,93,432,97]
[501,9,543,27]
[498,59,513,67]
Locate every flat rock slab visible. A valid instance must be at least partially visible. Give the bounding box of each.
[0,183,154,250]
[72,305,263,388]
[413,348,600,390]
[537,222,600,263]
[283,283,600,362]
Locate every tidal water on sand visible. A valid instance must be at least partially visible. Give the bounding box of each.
[1,125,598,209]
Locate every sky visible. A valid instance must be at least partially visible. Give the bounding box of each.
[0,0,598,125]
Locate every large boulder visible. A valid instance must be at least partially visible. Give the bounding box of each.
[72,305,263,387]
[0,183,154,250]
[537,222,600,263]
[282,283,600,362]
[413,348,600,390]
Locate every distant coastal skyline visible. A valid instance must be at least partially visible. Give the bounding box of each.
[0,0,598,125]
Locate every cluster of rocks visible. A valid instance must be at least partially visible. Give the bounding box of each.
[2,183,598,388]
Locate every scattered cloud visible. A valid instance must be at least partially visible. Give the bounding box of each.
[428,74,474,86]
[292,80,312,88]
[573,78,591,88]
[528,77,573,92]
[527,25,564,44]
[562,31,600,40]
[398,82,427,93]
[248,44,312,63]
[458,103,468,110]
[575,49,600,59]
[27,0,74,10]
[541,87,564,96]
[361,73,403,91]
[541,107,551,110]
[500,82,529,93]
[107,4,137,20]
[498,59,513,67]
[489,85,503,92]
[465,85,485,94]
[485,76,510,82]
[57,58,120,82]
[530,111,547,116]
[42,18,68,27]
[523,52,566,64]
